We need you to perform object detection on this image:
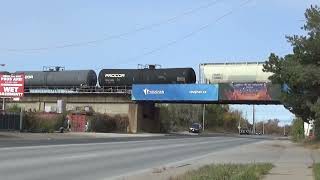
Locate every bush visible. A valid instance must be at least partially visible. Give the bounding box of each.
[290,118,305,142]
[87,113,128,133]
[23,112,64,133]
[6,104,21,113]
[313,163,320,180]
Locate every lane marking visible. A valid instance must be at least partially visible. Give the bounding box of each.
[0,138,242,170]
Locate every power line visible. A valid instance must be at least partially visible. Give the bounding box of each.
[113,0,253,66]
[0,0,223,52]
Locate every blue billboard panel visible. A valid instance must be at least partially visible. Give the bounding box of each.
[132,84,218,101]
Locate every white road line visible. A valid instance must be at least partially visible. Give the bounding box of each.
[0,139,240,170]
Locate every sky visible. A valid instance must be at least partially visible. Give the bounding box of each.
[0,0,318,124]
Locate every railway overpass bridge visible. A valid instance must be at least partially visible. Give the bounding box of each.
[5,62,283,133]
[5,82,282,133]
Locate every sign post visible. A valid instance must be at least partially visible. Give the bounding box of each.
[202,104,206,132]
[1,98,4,111]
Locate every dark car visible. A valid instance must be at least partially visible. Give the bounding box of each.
[189,123,202,133]
[240,128,250,135]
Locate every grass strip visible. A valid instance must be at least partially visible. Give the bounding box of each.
[170,163,273,180]
[314,163,320,180]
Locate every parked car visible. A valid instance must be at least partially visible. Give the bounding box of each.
[189,123,202,133]
[239,128,250,135]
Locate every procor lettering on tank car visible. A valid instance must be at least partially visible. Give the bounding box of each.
[16,70,97,88]
[98,68,196,87]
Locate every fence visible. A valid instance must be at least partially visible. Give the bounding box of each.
[0,112,22,131]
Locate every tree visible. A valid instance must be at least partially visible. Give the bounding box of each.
[290,118,305,142]
[158,103,246,132]
[158,104,203,132]
[223,109,246,132]
[263,5,320,137]
[204,104,226,129]
[264,119,281,135]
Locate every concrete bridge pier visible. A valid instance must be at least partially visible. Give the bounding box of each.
[128,102,160,133]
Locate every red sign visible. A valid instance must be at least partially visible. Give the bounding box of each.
[0,74,25,98]
[224,83,271,100]
[219,83,281,101]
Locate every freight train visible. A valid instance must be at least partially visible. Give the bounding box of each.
[15,66,196,91]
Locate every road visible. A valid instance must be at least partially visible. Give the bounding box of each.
[0,135,262,180]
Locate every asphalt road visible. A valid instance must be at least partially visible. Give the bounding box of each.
[0,136,261,180]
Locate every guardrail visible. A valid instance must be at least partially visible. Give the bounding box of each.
[24,86,132,94]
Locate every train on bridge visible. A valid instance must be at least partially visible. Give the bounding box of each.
[0,63,281,105]
[14,65,197,93]
[3,62,274,95]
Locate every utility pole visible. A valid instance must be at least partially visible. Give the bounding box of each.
[238,117,241,134]
[283,124,286,136]
[245,111,247,128]
[262,121,265,135]
[202,104,206,132]
[0,64,6,111]
[252,105,255,134]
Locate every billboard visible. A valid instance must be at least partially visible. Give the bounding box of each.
[219,83,280,101]
[132,84,218,102]
[0,74,25,98]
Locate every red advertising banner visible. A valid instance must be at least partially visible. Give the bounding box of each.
[0,74,25,98]
[219,83,281,101]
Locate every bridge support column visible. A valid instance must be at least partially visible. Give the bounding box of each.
[128,103,160,133]
[128,104,141,133]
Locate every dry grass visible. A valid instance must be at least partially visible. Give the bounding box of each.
[303,140,320,150]
[314,163,320,180]
[170,163,273,180]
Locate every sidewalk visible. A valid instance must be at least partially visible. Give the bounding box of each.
[0,131,166,140]
[68,132,166,138]
[263,141,313,180]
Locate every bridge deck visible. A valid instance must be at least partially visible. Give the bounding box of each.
[24,86,132,94]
